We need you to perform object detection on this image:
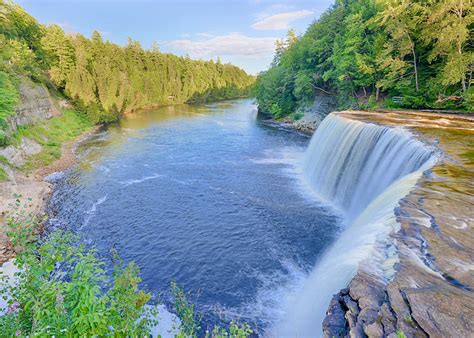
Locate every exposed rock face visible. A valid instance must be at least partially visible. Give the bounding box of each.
[293,95,338,133]
[0,137,42,167]
[5,78,58,136]
[257,95,338,134]
[323,111,474,338]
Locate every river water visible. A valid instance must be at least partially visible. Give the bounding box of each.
[47,99,340,333]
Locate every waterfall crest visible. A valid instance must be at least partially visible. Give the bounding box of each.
[277,113,436,336]
[303,114,433,219]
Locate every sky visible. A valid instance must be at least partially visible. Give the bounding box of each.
[16,0,334,75]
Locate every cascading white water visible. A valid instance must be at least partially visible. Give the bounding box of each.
[276,113,436,336]
[303,114,434,219]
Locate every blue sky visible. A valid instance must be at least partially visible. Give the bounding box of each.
[17,0,334,74]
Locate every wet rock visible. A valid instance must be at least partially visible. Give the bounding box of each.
[323,291,349,338]
[363,321,384,338]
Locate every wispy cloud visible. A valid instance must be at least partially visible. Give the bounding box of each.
[252,9,314,30]
[167,33,277,59]
[255,4,295,21]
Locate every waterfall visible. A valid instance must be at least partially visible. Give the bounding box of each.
[276,113,436,336]
[303,114,434,219]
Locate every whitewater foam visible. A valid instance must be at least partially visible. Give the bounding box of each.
[120,173,163,187]
[81,195,108,228]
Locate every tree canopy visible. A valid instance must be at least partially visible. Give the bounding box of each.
[0,0,255,123]
[254,0,473,117]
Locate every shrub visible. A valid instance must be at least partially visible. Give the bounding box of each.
[463,87,474,112]
[0,199,155,337]
[171,282,253,338]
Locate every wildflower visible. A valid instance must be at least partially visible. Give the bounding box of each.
[7,302,20,314]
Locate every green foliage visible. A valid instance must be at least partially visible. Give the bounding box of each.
[396,330,407,338]
[464,87,474,111]
[289,111,304,121]
[172,281,201,337]
[0,0,255,125]
[209,321,253,338]
[0,167,7,181]
[0,155,9,181]
[0,155,9,165]
[12,109,92,171]
[0,70,19,146]
[171,282,253,338]
[0,199,155,336]
[46,31,254,122]
[255,0,474,117]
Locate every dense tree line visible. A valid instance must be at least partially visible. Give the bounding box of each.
[0,1,254,124]
[255,0,473,118]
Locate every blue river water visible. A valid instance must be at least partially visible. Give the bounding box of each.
[47,99,340,333]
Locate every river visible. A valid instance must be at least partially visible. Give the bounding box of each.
[47,99,340,333]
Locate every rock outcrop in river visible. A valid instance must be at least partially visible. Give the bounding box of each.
[323,111,474,337]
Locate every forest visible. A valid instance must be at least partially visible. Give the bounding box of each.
[254,0,473,118]
[0,0,254,130]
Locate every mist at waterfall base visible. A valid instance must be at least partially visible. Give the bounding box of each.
[46,99,341,333]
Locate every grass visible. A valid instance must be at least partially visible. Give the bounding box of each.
[0,155,10,182]
[0,155,9,165]
[11,109,93,172]
[0,167,7,182]
[0,71,20,146]
[396,330,407,338]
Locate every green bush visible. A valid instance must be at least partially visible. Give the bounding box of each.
[463,87,474,112]
[171,282,253,338]
[0,200,156,336]
[400,95,429,109]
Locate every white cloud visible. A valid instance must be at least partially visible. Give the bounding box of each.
[166,33,277,59]
[252,9,314,30]
[255,4,294,21]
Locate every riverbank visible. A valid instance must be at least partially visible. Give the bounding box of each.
[322,111,474,337]
[0,125,98,263]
